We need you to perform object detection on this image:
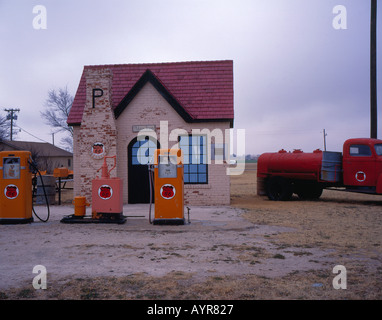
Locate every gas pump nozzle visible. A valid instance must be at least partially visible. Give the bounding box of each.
[96,156,116,179]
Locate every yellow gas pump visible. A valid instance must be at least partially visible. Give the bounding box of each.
[150,149,184,225]
[0,151,33,224]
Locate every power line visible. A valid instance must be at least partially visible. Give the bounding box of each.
[14,125,51,144]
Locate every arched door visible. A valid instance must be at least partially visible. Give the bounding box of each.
[128,137,158,203]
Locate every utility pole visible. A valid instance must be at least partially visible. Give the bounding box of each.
[4,108,20,141]
[370,0,377,138]
[323,129,327,151]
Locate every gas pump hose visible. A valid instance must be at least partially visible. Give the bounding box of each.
[29,160,50,222]
[148,164,154,224]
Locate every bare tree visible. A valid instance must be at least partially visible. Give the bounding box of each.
[0,114,10,140]
[41,86,74,151]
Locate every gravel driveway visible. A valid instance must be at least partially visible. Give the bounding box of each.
[0,203,333,292]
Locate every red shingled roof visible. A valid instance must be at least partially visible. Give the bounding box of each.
[67,60,234,126]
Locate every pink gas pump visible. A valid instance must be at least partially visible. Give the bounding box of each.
[61,156,125,224]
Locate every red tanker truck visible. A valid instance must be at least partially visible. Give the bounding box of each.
[257,138,382,200]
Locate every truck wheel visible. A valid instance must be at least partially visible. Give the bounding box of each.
[295,182,323,200]
[266,176,293,201]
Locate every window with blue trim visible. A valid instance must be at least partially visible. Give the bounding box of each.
[179,135,208,184]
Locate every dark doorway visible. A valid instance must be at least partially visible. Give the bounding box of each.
[128,137,158,203]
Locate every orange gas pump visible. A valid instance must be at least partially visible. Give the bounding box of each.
[0,151,33,224]
[149,149,185,225]
[0,151,50,224]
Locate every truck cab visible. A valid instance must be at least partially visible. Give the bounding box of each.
[342,138,382,193]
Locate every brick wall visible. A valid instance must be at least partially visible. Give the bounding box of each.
[73,68,117,202]
[73,69,231,205]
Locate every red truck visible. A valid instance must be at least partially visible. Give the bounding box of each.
[257,138,382,200]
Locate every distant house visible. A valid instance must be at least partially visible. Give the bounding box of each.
[0,140,73,173]
[67,60,234,205]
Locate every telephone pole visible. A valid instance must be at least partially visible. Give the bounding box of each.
[370,0,377,138]
[323,129,327,151]
[4,108,20,141]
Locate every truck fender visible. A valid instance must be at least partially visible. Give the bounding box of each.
[376,174,382,194]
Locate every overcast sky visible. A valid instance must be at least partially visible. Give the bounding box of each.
[0,0,381,154]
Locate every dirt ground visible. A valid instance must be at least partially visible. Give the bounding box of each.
[0,163,381,300]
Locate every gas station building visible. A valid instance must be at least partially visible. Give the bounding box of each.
[67,60,234,205]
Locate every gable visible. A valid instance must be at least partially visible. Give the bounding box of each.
[114,69,194,122]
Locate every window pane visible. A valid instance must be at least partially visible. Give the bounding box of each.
[190,174,198,183]
[179,136,189,147]
[180,146,189,157]
[191,153,201,164]
[199,164,207,173]
[147,140,156,148]
[191,144,199,155]
[132,157,140,165]
[191,135,199,146]
[137,147,146,158]
[199,174,207,183]
[375,144,382,156]
[350,145,372,156]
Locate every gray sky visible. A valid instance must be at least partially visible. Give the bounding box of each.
[0,0,381,154]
